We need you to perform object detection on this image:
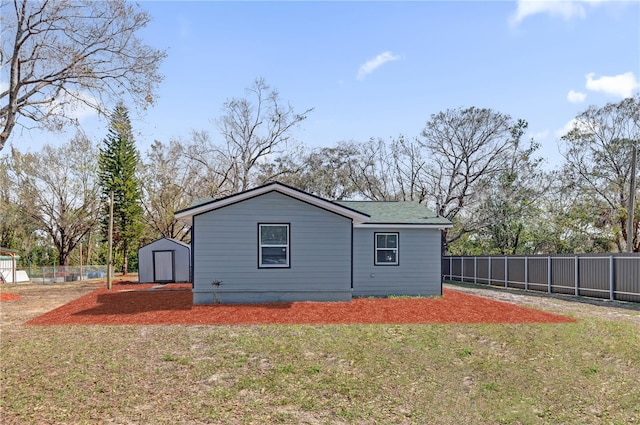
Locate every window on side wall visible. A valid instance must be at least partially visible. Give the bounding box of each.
[375,232,398,266]
[259,224,290,268]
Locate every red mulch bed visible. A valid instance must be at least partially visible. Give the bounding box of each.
[0,292,21,301]
[25,284,576,325]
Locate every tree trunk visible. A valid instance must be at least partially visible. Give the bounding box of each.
[122,247,128,275]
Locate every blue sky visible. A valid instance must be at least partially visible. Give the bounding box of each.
[9,0,640,168]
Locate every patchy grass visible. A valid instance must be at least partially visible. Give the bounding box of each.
[1,316,639,424]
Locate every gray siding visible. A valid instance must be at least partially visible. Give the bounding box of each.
[352,227,442,297]
[193,191,352,304]
[138,238,191,283]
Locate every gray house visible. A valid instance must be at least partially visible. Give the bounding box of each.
[137,238,191,283]
[175,182,452,304]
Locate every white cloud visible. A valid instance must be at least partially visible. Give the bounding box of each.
[555,117,595,138]
[48,91,99,122]
[531,129,550,140]
[509,0,612,26]
[567,90,587,103]
[585,72,639,98]
[556,119,577,138]
[357,51,400,81]
[510,1,585,25]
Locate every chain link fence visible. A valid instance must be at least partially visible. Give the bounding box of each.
[26,265,108,284]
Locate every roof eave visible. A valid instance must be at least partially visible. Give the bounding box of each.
[354,223,453,229]
[174,182,370,225]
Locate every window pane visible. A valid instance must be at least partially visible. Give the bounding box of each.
[386,234,397,248]
[376,234,397,248]
[376,249,397,264]
[262,247,288,264]
[261,225,288,245]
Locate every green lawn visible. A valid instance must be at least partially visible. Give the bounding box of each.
[1,294,639,424]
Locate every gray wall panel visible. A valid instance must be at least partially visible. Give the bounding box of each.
[352,227,442,297]
[138,238,191,283]
[193,191,352,303]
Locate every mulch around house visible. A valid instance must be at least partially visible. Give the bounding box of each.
[25,283,576,325]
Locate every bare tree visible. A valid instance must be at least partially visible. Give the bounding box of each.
[10,133,101,265]
[216,78,313,192]
[346,138,404,201]
[174,79,312,198]
[179,130,242,198]
[0,0,166,151]
[140,140,200,242]
[260,142,362,200]
[420,107,527,251]
[388,136,428,202]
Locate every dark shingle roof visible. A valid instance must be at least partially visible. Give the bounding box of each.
[337,201,451,226]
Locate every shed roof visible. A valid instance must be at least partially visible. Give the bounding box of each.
[138,237,191,251]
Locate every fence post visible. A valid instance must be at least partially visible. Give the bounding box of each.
[524,256,529,291]
[449,257,452,281]
[575,254,579,296]
[488,256,492,286]
[461,256,464,283]
[547,255,552,294]
[609,255,614,301]
[504,256,508,288]
[474,257,477,285]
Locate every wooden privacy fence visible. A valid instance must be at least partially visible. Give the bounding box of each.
[442,254,640,303]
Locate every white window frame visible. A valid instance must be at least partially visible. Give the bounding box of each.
[375,232,399,266]
[259,223,290,268]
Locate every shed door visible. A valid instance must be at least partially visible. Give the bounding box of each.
[153,250,175,283]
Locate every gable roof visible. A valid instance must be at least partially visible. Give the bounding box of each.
[138,237,191,251]
[175,182,371,226]
[338,201,452,228]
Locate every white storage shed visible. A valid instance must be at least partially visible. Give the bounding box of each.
[0,247,29,283]
[137,238,191,283]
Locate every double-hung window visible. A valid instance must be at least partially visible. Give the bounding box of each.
[375,232,399,266]
[259,224,290,268]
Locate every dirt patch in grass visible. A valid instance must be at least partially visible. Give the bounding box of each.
[0,292,21,301]
[0,276,132,327]
[25,284,576,325]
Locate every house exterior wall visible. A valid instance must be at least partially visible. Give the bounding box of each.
[192,191,352,304]
[138,239,191,283]
[352,227,442,297]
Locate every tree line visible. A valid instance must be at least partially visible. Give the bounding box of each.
[1,79,638,270]
[1,1,638,270]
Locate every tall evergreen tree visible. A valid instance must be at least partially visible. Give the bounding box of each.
[98,103,143,274]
